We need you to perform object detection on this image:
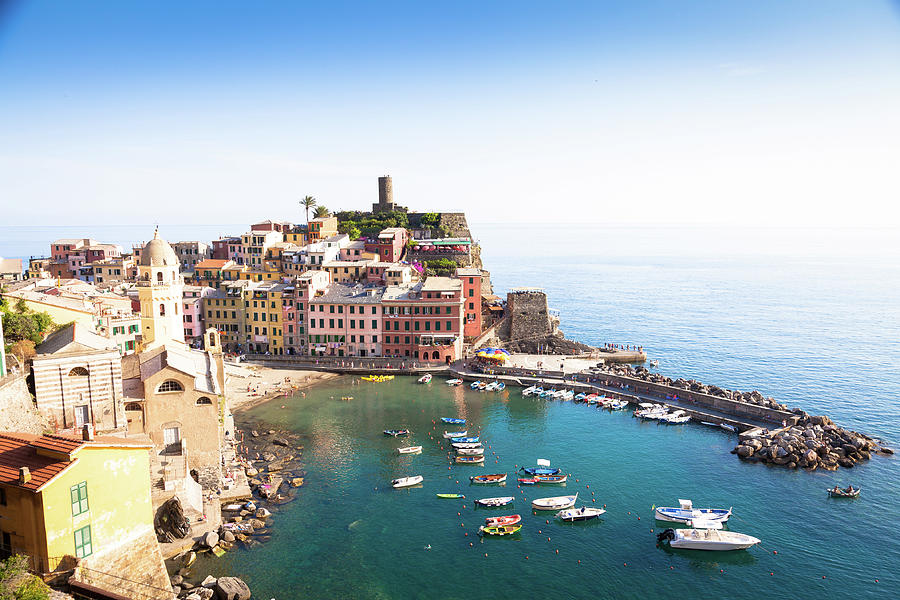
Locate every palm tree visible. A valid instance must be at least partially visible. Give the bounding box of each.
[313,205,330,218]
[299,195,317,224]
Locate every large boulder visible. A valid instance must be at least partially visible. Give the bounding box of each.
[154,497,191,542]
[736,445,754,458]
[803,449,818,464]
[201,575,217,588]
[202,530,219,549]
[214,576,252,600]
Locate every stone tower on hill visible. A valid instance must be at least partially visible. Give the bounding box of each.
[372,175,407,213]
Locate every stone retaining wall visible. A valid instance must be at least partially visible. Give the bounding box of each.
[0,374,45,434]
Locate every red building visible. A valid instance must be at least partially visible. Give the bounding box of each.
[364,227,408,263]
[456,267,482,338]
[381,277,464,363]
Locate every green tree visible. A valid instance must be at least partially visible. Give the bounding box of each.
[313,205,330,218]
[299,195,317,224]
[0,554,50,600]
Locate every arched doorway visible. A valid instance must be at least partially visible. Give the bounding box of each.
[124,402,144,433]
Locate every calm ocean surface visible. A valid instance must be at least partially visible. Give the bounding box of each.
[3,224,899,597]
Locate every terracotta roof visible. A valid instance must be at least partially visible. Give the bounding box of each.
[0,433,76,492]
[195,259,230,270]
[0,433,151,493]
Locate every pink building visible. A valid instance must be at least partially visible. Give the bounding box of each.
[307,282,384,357]
[364,227,408,263]
[183,285,215,344]
[381,277,464,363]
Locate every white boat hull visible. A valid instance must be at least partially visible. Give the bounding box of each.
[457,447,485,456]
[397,446,422,454]
[392,475,424,488]
[668,529,760,551]
[531,494,578,510]
[443,431,467,438]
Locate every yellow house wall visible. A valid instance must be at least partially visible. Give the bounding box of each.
[40,446,154,568]
[1,296,94,329]
[0,484,49,571]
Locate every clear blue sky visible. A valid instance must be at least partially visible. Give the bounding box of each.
[2,1,899,226]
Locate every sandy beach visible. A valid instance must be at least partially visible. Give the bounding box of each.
[225,362,342,412]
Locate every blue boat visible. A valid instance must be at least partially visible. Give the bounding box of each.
[441,417,466,424]
[451,436,479,444]
[470,381,483,390]
[495,382,506,392]
[520,466,561,476]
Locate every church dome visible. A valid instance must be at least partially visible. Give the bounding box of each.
[140,229,179,267]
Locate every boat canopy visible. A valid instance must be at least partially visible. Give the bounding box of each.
[679,499,693,510]
[537,458,551,467]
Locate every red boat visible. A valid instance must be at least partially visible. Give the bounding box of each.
[518,478,537,485]
[484,514,522,527]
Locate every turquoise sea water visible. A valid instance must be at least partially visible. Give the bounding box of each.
[207,225,898,599]
[4,224,898,597]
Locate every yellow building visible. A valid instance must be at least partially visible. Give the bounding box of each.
[246,282,287,354]
[0,431,172,598]
[308,216,338,241]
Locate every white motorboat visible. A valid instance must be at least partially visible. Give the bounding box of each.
[660,410,690,424]
[443,430,468,439]
[418,374,432,384]
[557,506,606,522]
[654,499,731,524]
[397,446,422,454]
[720,423,737,432]
[522,385,539,396]
[531,493,578,511]
[649,359,660,368]
[446,379,463,386]
[561,390,574,401]
[606,399,628,410]
[657,521,759,551]
[457,447,485,456]
[392,475,424,488]
[635,404,668,419]
[485,382,499,392]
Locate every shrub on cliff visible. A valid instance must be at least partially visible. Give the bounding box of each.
[0,555,50,600]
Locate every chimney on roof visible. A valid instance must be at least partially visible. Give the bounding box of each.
[82,424,94,441]
[19,467,31,485]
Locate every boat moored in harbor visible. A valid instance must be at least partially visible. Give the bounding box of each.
[384,429,410,437]
[418,374,432,384]
[443,430,467,438]
[441,417,466,424]
[656,521,760,551]
[456,455,485,464]
[392,475,424,488]
[470,473,507,484]
[478,524,522,536]
[397,446,422,454]
[475,496,515,507]
[557,506,606,521]
[654,499,731,524]
[531,493,578,511]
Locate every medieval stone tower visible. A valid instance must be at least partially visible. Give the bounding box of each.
[373,175,405,213]
[137,228,185,348]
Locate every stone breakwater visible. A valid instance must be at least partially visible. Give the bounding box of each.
[599,363,789,411]
[733,415,891,471]
[596,364,893,470]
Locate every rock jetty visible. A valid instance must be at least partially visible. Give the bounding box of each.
[598,363,789,411]
[733,415,882,471]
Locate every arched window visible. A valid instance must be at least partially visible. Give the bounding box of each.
[157,271,163,283]
[196,397,213,405]
[172,272,176,281]
[432,350,439,360]
[156,380,184,393]
[159,303,166,316]
[68,367,89,377]
[125,402,142,411]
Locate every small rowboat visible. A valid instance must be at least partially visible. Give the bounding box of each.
[441,417,466,424]
[451,442,482,449]
[520,466,561,476]
[443,430,467,438]
[478,524,522,536]
[557,507,606,521]
[531,493,578,511]
[457,447,485,456]
[470,381,484,390]
[470,473,507,484]
[475,496,514,507]
[517,478,537,485]
[418,374,432,384]
[384,429,410,437]
[655,499,731,524]
[534,474,567,484]
[436,493,465,499]
[392,475,423,488]
[485,514,521,527]
[456,455,485,464]
[827,486,861,498]
[397,446,422,454]
[451,436,479,443]
[445,379,463,386]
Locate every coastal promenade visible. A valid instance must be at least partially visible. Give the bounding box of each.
[240,353,451,376]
